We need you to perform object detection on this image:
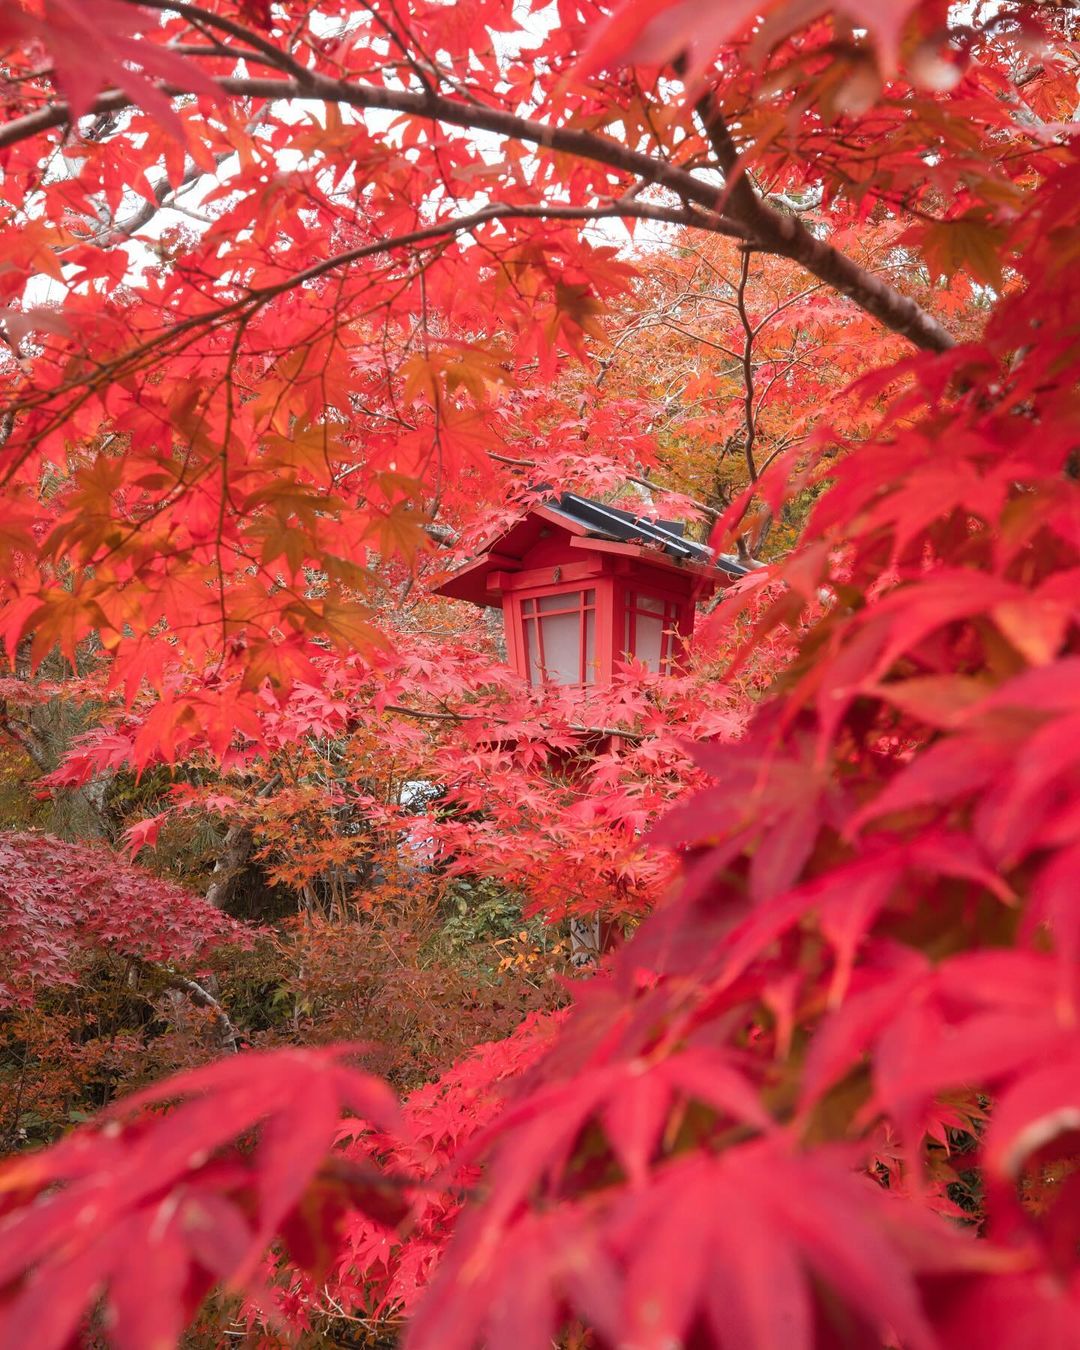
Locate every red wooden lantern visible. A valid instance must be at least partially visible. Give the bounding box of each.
[434,493,747,687]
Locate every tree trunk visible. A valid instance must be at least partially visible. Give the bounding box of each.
[204,823,254,910]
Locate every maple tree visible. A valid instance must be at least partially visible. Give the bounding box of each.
[0,830,246,1005]
[1,0,1079,1346]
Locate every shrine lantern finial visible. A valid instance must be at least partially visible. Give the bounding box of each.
[434,492,747,689]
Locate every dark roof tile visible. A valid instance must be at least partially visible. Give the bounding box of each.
[554,492,748,577]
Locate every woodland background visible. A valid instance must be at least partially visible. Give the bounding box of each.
[0,1,1078,1347]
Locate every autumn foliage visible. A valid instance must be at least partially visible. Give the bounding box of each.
[1,0,1079,1346]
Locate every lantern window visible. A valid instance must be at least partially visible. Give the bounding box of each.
[623,592,681,674]
[521,589,597,687]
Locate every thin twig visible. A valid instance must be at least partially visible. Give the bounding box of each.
[381,703,643,744]
[735,247,758,486]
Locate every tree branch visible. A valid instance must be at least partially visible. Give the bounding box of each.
[688,91,955,353]
[381,703,643,744]
[735,248,758,486]
[135,0,317,86]
[0,69,953,351]
[0,701,50,772]
[203,821,253,911]
[157,967,241,1053]
[1,199,722,448]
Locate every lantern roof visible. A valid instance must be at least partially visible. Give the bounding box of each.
[434,491,749,607]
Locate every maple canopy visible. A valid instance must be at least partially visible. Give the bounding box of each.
[1,0,1079,1347]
